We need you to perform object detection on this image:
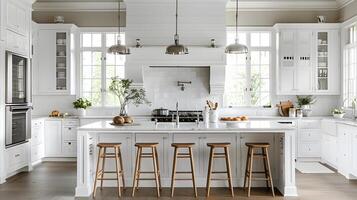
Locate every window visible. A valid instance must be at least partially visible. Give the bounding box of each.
[80,32,125,107]
[225,30,271,107]
[343,25,357,107]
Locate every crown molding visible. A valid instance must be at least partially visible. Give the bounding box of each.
[32,0,354,12]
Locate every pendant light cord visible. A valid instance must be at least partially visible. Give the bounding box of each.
[118,0,121,42]
[235,0,238,43]
[176,0,178,36]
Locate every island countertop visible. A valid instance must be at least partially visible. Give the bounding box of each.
[78,120,296,132]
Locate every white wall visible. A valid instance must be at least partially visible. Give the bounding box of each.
[32,95,76,116]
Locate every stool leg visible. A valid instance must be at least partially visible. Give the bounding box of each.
[100,147,107,189]
[93,147,103,197]
[224,147,234,197]
[152,147,161,197]
[243,148,250,190]
[247,147,254,197]
[132,147,141,197]
[154,147,162,190]
[189,147,198,198]
[114,147,121,197]
[170,147,178,197]
[262,147,269,188]
[206,147,214,197]
[264,147,275,197]
[118,147,125,189]
[136,147,142,191]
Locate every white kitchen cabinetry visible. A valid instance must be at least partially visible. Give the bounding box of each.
[297,120,321,160]
[321,119,337,168]
[0,0,5,41]
[352,132,357,177]
[31,119,45,164]
[337,124,353,178]
[44,119,79,158]
[5,143,29,177]
[34,24,78,95]
[275,24,340,95]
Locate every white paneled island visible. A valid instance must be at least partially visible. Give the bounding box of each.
[75,120,297,197]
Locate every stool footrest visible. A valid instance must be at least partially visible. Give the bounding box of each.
[213,155,227,158]
[175,171,193,174]
[246,171,268,174]
[177,156,191,158]
[210,178,229,180]
[137,178,157,180]
[174,178,194,181]
[212,171,228,174]
[96,178,122,180]
[137,171,156,174]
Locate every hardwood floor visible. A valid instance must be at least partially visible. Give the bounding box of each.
[0,162,357,200]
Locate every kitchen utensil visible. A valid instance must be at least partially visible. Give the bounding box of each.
[152,108,170,116]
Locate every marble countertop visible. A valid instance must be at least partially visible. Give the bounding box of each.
[78,120,296,132]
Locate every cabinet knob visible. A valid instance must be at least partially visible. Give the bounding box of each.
[15,154,20,157]
[68,127,72,130]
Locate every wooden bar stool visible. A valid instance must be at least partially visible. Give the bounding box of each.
[170,143,197,197]
[206,143,234,197]
[92,143,125,198]
[244,143,275,197]
[132,143,162,197]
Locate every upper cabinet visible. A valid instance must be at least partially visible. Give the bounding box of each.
[33,24,78,95]
[3,0,31,56]
[275,24,340,95]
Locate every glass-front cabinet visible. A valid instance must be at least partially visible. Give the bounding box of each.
[56,32,67,91]
[317,32,328,91]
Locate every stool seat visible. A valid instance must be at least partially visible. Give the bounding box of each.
[97,143,121,147]
[171,143,195,147]
[207,142,231,147]
[245,143,270,148]
[135,143,159,147]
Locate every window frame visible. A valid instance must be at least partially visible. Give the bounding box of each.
[225,27,273,108]
[79,28,126,108]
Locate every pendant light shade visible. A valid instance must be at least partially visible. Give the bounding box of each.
[108,0,130,55]
[225,0,248,54]
[166,0,188,55]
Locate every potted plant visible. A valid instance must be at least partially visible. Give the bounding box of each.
[296,95,316,117]
[332,108,345,119]
[109,77,151,118]
[73,98,92,116]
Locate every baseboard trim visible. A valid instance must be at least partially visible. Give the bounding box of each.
[42,157,77,162]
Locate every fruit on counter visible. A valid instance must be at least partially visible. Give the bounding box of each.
[124,116,134,124]
[50,110,61,117]
[220,115,249,121]
[113,116,125,125]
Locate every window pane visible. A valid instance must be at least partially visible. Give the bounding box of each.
[260,33,270,47]
[82,34,92,47]
[92,33,102,47]
[251,33,260,47]
[82,51,91,65]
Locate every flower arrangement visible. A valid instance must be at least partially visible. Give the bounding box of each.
[332,107,345,118]
[73,98,92,109]
[296,95,316,107]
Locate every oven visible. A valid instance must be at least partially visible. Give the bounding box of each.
[5,51,31,105]
[5,105,32,147]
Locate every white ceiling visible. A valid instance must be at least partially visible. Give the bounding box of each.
[32,0,354,11]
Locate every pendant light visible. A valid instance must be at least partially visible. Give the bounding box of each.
[225,0,248,54]
[166,0,188,55]
[108,0,130,55]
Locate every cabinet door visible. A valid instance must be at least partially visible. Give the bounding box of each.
[278,30,296,93]
[16,5,28,36]
[201,134,237,183]
[63,126,77,141]
[136,134,171,179]
[327,30,340,94]
[31,119,44,146]
[6,0,17,31]
[99,134,133,184]
[240,134,275,182]
[38,30,57,94]
[44,120,62,157]
[0,0,5,41]
[337,125,351,175]
[295,30,313,92]
[173,134,202,177]
[352,133,357,176]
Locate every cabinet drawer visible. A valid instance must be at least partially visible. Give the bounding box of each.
[6,144,28,173]
[299,120,320,129]
[63,120,79,127]
[63,126,77,141]
[321,120,337,136]
[299,130,321,141]
[298,142,321,157]
[62,141,77,157]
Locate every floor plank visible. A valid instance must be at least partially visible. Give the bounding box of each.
[0,162,356,200]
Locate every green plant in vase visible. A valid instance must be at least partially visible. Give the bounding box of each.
[109,77,151,116]
[73,98,92,116]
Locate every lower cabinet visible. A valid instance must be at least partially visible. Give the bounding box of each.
[337,124,351,177]
[31,119,44,164]
[44,119,79,158]
[5,143,29,176]
[297,129,321,159]
[321,134,337,167]
[351,132,357,177]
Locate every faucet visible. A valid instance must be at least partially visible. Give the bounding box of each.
[175,102,180,126]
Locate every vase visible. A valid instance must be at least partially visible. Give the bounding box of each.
[333,113,345,119]
[77,108,86,116]
[209,110,219,123]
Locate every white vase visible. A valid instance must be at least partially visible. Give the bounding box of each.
[333,113,345,119]
[209,110,219,123]
[77,109,86,116]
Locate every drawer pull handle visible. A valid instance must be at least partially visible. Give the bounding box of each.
[15,154,20,157]
[68,128,72,130]
[68,142,72,145]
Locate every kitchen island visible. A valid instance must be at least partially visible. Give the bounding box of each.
[75,120,297,197]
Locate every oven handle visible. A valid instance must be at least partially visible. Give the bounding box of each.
[9,106,33,112]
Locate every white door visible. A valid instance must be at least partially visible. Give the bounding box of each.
[98,134,133,185]
[38,30,57,94]
[278,30,296,93]
[44,120,62,157]
[327,30,340,94]
[352,133,357,176]
[337,125,351,175]
[135,134,171,179]
[295,30,313,93]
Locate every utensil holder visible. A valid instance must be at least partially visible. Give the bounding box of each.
[209,110,219,123]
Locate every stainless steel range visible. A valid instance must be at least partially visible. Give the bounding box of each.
[151,110,203,123]
[5,51,32,147]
